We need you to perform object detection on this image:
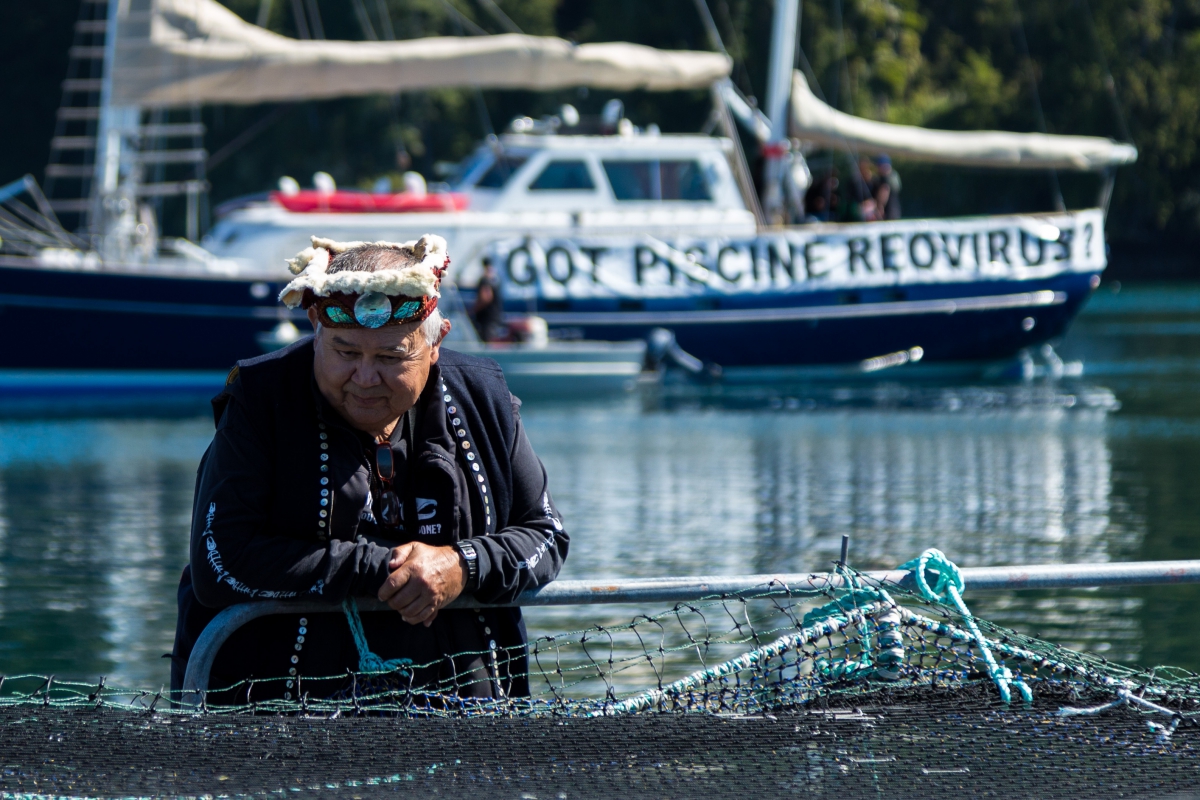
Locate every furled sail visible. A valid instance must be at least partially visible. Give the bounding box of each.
[110,0,732,107]
[789,72,1137,171]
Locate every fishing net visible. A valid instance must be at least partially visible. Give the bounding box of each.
[3,551,1199,798]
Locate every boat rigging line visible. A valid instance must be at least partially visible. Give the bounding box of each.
[1012,0,1067,212]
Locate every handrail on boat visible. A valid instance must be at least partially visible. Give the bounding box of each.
[181,559,1200,703]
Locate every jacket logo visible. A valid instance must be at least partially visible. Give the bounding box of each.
[417,498,438,520]
[360,490,377,523]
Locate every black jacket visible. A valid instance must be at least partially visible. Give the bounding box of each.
[171,338,568,702]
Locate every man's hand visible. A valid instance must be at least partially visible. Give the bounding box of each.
[377,542,468,627]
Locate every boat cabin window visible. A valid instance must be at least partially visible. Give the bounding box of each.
[660,160,711,201]
[602,160,712,201]
[528,160,595,191]
[476,155,529,189]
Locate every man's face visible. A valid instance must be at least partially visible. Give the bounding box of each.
[308,309,447,436]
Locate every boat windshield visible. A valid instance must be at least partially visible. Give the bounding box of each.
[446,148,492,188]
[475,155,529,189]
[528,160,595,191]
[602,160,711,201]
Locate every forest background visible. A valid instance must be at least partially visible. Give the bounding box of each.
[3,0,1196,278]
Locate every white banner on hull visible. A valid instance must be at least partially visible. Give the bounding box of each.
[489,209,1106,299]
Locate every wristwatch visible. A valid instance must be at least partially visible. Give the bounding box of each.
[456,540,479,591]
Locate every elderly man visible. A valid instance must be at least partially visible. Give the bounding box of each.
[170,234,568,703]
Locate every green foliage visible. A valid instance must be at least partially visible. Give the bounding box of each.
[794,0,1200,242]
[10,0,1200,255]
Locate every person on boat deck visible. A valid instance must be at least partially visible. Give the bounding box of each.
[170,233,569,703]
[805,169,839,222]
[872,154,902,221]
[471,256,506,342]
[845,157,880,222]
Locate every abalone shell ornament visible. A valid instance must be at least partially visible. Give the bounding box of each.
[393,300,422,320]
[353,292,392,328]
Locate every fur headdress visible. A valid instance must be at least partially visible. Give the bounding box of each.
[279,234,449,329]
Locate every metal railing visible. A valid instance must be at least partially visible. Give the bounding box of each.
[181,559,1200,701]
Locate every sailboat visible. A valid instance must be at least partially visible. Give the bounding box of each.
[0,0,1135,381]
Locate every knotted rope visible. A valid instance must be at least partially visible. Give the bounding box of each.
[802,558,904,682]
[342,600,413,675]
[898,549,1032,703]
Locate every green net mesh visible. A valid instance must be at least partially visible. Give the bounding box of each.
[2,566,1199,797]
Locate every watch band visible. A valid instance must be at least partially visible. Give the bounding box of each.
[457,540,479,591]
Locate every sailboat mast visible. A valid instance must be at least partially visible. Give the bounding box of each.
[761,0,799,225]
[94,0,144,255]
[93,0,122,237]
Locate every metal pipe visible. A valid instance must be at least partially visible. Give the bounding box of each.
[941,560,1200,590]
[180,560,1200,701]
[448,560,1200,606]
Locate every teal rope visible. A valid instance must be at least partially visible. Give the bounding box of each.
[898,549,1032,703]
[802,561,903,682]
[803,587,877,680]
[597,602,889,715]
[342,600,413,675]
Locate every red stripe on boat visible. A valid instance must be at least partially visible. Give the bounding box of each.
[270,190,469,213]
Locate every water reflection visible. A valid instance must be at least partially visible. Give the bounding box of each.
[6,285,1200,688]
[529,400,1131,579]
[522,395,1144,664]
[0,420,210,687]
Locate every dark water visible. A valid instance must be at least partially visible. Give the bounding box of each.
[0,283,1197,690]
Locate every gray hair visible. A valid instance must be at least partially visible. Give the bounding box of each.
[420,307,446,346]
[326,243,424,274]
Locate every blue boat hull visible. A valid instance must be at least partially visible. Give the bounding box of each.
[519,271,1098,368]
[0,260,1095,371]
[0,261,291,370]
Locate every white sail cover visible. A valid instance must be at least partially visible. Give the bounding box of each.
[790,72,1136,171]
[110,0,731,107]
